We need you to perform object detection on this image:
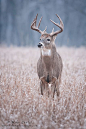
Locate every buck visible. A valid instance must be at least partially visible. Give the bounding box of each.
[31,14,63,97]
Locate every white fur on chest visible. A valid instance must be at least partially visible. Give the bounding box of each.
[41,49,51,56]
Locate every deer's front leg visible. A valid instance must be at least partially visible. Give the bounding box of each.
[50,76,60,97]
[40,81,45,95]
[48,76,57,98]
[40,76,48,95]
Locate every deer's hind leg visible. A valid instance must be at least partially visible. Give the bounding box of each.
[55,80,60,96]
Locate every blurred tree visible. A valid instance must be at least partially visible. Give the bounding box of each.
[0,0,86,47]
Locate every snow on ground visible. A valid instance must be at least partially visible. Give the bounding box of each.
[0,47,86,129]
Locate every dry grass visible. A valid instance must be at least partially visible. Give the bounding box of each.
[0,47,86,129]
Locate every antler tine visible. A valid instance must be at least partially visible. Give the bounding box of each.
[31,14,42,34]
[56,14,64,29]
[34,13,38,26]
[50,14,64,36]
[32,13,38,27]
[38,16,43,28]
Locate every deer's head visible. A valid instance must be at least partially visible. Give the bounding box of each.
[31,14,64,49]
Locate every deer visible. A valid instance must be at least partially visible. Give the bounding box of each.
[31,14,64,98]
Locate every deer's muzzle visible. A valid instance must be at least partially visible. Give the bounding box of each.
[38,42,44,48]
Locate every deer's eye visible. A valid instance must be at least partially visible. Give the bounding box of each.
[47,39,50,41]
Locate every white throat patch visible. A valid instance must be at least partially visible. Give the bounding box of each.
[41,49,51,56]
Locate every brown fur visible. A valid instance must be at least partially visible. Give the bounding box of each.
[37,34,63,97]
[31,14,64,97]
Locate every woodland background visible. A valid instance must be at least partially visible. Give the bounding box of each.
[0,0,86,47]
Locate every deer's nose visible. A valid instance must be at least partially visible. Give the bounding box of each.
[38,42,44,48]
[38,43,42,48]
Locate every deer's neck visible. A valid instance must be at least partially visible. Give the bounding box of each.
[41,49,51,56]
[41,45,57,82]
[41,45,56,70]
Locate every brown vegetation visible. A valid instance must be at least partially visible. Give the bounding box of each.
[0,47,86,129]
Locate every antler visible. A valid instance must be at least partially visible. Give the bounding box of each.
[50,14,64,36]
[31,14,63,36]
[31,14,43,34]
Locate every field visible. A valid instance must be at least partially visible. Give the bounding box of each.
[0,47,86,129]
